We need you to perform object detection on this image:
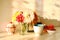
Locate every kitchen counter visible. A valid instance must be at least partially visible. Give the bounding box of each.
[0,27,60,40]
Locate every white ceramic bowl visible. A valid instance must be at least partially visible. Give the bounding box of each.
[33,24,44,36]
[47,30,56,35]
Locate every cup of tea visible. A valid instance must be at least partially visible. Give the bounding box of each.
[34,24,45,36]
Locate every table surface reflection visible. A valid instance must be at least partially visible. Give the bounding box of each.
[0,27,60,40]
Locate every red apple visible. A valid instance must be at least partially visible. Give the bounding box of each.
[48,24,55,30]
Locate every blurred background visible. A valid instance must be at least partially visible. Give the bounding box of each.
[0,0,60,32]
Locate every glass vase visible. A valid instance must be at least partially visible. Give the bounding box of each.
[20,23,28,35]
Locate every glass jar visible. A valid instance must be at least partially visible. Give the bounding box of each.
[20,23,28,35]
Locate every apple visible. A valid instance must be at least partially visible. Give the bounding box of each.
[48,24,55,30]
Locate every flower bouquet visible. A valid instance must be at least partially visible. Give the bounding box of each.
[12,11,34,35]
[16,11,27,35]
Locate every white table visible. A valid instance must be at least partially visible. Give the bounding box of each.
[0,27,60,40]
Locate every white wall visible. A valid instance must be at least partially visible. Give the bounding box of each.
[41,0,60,27]
[43,0,60,20]
[12,0,36,14]
[0,0,12,32]
[35,0,43,17]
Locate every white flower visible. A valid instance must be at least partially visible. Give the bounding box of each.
[23,11,34,23]
[7,23,13,28]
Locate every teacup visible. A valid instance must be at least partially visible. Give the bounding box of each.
[34,24,45,36]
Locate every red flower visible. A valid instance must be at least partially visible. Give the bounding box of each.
[16,14,24,23]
